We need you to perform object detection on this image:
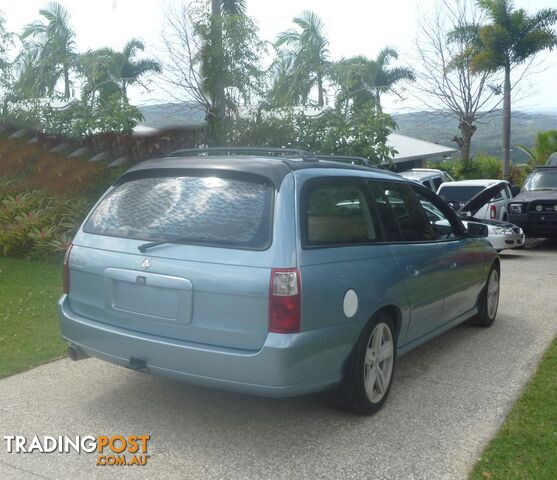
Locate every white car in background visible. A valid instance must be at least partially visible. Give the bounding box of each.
[400,168,454,191]
[437,179,515,221]
[429,181,524,251]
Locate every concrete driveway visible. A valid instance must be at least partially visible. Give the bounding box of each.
[1,240,556,480]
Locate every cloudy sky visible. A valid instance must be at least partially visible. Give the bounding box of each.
[3,0,557,113]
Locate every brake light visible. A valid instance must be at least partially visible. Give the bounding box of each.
[269,268,301,333]
[490,204,497,219]
[63,244,73,294]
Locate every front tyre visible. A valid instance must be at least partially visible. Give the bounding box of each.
[343,313,396,415]
[470,265,500,327]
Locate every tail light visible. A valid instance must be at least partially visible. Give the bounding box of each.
[490,204,497,219]
[63,244,73,294]
[269,268,301,333]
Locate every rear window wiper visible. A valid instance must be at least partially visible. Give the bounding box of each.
[137,237,245,252]
[138,239,180,252]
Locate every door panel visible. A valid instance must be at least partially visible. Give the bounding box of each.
[442,238,488,318]
[389,242,448,341]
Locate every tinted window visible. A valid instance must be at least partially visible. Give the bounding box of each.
[380,182,435,242]
[432,176,443,190]
[438,185,484,205]
[304,179,380,246]
[84,175,273,249]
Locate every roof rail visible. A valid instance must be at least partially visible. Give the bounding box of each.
[315,155,374,166]
[168,147,318,161]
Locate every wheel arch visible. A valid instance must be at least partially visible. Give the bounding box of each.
[369,304,402,344]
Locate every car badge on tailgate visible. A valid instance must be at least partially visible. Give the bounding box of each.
[141,258,152,270]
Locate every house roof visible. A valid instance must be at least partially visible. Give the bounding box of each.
[386,133,456,164]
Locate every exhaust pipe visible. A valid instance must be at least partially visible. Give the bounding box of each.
[68,345,89,361]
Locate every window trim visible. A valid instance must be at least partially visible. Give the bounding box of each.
[300,176,384,249]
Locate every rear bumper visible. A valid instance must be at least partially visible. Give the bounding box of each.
[508,214,557,238]
[58,296,359,397]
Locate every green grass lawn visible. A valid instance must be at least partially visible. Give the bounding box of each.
[0,256,66,378]
[470,337,557,480]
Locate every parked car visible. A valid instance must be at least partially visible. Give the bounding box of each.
[437,179,514,221]
[59,148,500,415]
[421,183,524,251]
[508,165,557,238]
[400,168,454,191]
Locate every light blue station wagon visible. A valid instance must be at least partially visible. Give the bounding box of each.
[59,149,500,414]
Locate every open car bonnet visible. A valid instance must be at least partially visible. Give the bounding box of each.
[456,181,508,216]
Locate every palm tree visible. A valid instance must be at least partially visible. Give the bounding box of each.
[78,40,161,105]
[206,0,246,143]
[472,0,557,179]
[516,130,557,166]
[369,48,415,112]
[21,2,75,98]
[330,49,414,113]
[111,39,161,104]
[275,10,329,107]
[330,56,375,112]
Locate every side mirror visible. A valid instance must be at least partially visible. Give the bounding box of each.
[511,185,521,197]
[467,222,489,238]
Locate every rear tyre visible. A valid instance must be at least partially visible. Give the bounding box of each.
[469,265,500,327]
[339,312,396,415]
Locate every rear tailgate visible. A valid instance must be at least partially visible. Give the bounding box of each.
[68,244,271,350]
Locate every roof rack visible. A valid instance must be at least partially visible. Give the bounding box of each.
[168,147,318,161]
[315,155,372,166]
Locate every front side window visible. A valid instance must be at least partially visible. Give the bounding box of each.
[84,174,274,249]
[412,187,458,240]
[380,182,435,242]
[303,179,380,246]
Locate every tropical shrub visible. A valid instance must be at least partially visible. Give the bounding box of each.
[515,130,557,166]
[429,154,502,181]
[0,183,89,257]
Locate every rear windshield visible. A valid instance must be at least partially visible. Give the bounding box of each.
[83,174,274,249]
[438,185,484,204]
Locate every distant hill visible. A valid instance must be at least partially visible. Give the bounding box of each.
[392,110,557,163]
[139,102,205,128]
[138,103,557,163]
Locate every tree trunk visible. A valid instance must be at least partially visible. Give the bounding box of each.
[456,118,476,167]
[376,91,382,113]
[317,71,324,107]
[502,63,511,179]
[64,64,70,98]
[122,82,128,105]
[210,0,226,145]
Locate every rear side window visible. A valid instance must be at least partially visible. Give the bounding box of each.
[432,176,442,190]
[380,182,435,242]
[84,174,274,249]
[303,178,380,246]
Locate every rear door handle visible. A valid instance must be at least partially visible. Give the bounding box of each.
[449,261,457,269]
